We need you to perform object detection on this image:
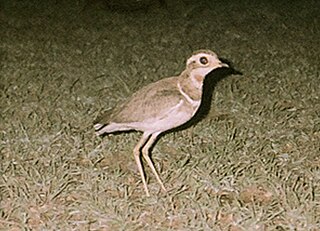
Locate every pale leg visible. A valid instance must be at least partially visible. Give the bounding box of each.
[133,133,151,197]
[141,132,167,192]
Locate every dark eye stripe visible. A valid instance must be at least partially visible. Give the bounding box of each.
[200,57,208,65]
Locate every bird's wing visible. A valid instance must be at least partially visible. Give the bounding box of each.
[103,77,184,124]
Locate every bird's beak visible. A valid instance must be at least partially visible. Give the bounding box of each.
[219,62,229,68]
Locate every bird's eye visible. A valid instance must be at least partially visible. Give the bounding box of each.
[200,57,208,65]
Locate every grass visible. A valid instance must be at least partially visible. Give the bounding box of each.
[0,0,319,230]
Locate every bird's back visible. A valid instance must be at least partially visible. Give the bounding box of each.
[95,76,184,126]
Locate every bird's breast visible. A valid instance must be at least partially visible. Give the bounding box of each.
[177,82,201,110]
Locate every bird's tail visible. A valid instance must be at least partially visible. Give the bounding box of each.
[93,123,106,136]
[93,108,113,136]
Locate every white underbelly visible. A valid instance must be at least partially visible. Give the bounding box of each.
[97,100,199,135]
[130,100,195,133]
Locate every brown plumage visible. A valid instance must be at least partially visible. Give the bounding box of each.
[94,49,228,196]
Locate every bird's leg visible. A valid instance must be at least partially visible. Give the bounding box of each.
[141,132,167,193]
[133,133,151,197]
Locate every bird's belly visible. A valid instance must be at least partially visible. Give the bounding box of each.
[129,100,197,133]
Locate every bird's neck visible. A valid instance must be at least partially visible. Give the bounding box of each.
[178,69,204,101]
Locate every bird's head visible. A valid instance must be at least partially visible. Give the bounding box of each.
[186,49,228,77]
[184,49,228,89]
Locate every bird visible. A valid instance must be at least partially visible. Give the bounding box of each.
[94,49,229,196]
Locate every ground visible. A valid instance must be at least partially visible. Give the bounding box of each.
[0,0,319,230]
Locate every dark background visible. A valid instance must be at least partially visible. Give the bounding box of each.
[0,0,319,230]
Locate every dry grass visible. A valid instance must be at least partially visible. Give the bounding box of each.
[1,0,319,230]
